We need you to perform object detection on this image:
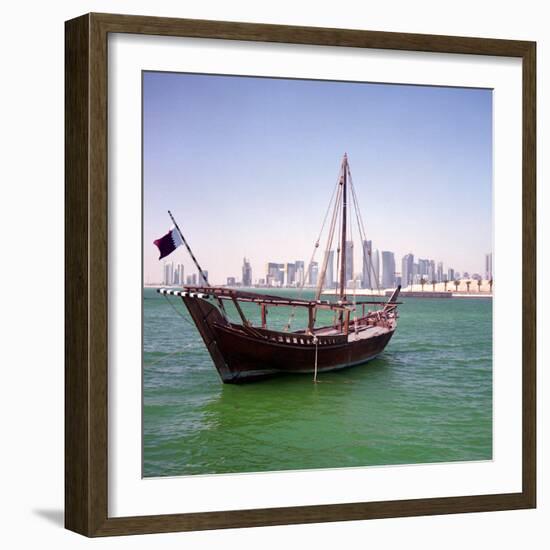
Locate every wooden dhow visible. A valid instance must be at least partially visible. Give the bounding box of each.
[156,154,400,383]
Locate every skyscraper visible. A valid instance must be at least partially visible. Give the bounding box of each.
[448,267,455,281]
[163,262,174,286]
[362,240,373,289]
[401,253,414,288]
[418,258,430,280]
[485,253,493,280]
[295,260,305,287]
[175,263,184,286]
[372,249,380,288]
[309,261,319,286]
[266,262,284,287]
[428,260,436,282]
[242,257,252,287]
[345,240,354,284]
[199,270,209,285]
[286,262,296,286]
[436,262,444,283]
[381,251,396,289]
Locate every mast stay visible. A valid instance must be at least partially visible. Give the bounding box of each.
[289,153,381,332]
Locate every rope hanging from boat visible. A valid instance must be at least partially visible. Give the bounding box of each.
[145,293,199,368]
[161,292,196,327]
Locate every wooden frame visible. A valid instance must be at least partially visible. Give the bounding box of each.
[65,12,536,537]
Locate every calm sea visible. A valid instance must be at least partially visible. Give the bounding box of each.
[143,287,492,477]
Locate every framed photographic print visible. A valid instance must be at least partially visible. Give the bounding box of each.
[65,13,536,536]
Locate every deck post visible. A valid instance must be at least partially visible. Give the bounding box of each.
[232,298,250,327]
[343,310,350,335]
[308,306,315,334]
[261,303,267,329]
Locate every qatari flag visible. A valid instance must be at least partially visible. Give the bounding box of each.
[153,226,183,260]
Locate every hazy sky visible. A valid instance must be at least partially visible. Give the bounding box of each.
[143,71,492,285]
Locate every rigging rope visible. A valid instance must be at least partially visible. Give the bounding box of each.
[347,164,381,295]
[144,293,198,368]
[284,169,342,331]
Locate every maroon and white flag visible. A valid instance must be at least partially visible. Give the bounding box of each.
[153,226,183,260]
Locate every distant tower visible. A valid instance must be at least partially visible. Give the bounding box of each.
[175,263,184,286]
[362,240,373,288]
[295,260,305,287]
[436,262,444,283]
[372,249,380,287]
[286,262,296,286]
[381,251,396,289]
[401,253,414,288]
[163,262,174,286]
[309,261,319,286]
[428,260,436,282]
[266,262,284,287]
[198,270,208,285]
[242,257,252,287]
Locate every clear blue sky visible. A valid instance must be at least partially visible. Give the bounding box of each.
[143,71,492,285]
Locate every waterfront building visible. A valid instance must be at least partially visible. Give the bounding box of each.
[428,260,436,282]
[226,277,236,286]
[401,253,414,288]
[286,262,296,286]
[381,250,396,289]
[418,258,430,280]
[309,261,319,286]
[163,262,174,286]
[362,240,373,289]
[372,249,380,288]
[242,257,252,287]
[295,260,305,286]
[174,263,184,286]
[266,262,285,287]
[198,270,209,285]
[413,262,419,283]
[437,261,444,283]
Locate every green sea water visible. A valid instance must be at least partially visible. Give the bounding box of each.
[143,288,492,477]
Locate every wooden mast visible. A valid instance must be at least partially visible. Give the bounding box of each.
[339,154,348,302]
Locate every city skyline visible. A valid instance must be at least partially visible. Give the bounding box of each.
[144,72,492,285]
[157,248,493,288]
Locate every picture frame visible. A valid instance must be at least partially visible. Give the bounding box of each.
[65,12,536,537]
